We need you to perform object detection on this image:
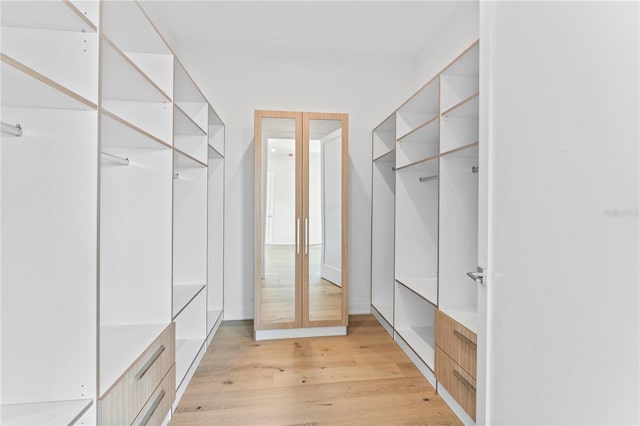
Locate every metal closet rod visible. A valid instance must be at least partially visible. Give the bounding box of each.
[1,121,23,137]
[419,175,438,183]
[100,152,129,166]
[472,166,479,173]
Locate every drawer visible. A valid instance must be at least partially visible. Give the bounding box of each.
[132,364,176,426]
[99,323,175,425]
[435,346,476,420]
[435,309,477,377]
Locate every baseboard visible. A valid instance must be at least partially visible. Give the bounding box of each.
[223,303,253,320]
[349,299,371,315]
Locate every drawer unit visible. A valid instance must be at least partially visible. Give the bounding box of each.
[435,309,477,377]
[435,346,476,420]
[132,365,176,426]
[99,324,175,425]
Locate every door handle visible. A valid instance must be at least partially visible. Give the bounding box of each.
[296,218,300,256]
[466,266,485,285]
[304,218,309,255]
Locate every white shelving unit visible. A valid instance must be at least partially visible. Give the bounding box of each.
[371,40,480,424]
[0,1,98,422]
[2,1,226,423]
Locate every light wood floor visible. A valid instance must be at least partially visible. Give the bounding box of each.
[171,315,462,425]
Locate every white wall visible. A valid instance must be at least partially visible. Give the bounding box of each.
[482,1,639,423]
[170,43,415,319]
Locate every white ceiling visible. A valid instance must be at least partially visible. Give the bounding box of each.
[141,1,474,57]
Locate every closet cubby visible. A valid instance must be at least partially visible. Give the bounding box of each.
[208,146,225,336]
[396,77,439,140]
[394,282,436,369]
[99,113,173,396]
[101,0,174,99]
[396,116,439,169]
[373,113,396,160]
[175,290,207,389]
[173,60,208,164]
[1,19,98,106]
[100,38,172,145]
[208,106,225,156]
[1,0,98,108]
[394,158,439,305]
[438,147,479,332]
[440,43,479,154]
[371,149,396,328]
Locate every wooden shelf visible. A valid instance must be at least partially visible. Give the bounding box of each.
[101,110,172,150]
[440,307,478,334]
[373,149,396,163]
[174,104,207,136]
[0,399,93,426]
[395,153,439,173]
[101,38,170,103]
[102,0,171,56]
[173,284,206,319]
[397,116,439,144]
[442,41,479,76]
[396,276,438,306]
[1,0,96,33]
[1,55,95,110]
[442,93,479,118]
[174,148,207,168]
[441,142,479,158]
[208,144,224,159]
[99,323,169,396]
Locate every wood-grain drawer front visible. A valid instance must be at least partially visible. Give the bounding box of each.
[435,346,476,420]
[132,365,176,426]
[99,324,175,425]
[435,309,477,377]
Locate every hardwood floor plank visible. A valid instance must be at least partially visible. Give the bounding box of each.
[171,315,461,425]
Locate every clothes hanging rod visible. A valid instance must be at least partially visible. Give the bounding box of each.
[472,166,479,173]
[419,175,438,183]
[100,152,129,166]
[1,121,23,137]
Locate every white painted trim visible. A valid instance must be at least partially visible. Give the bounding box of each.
[255,326,346,341]
[320,264,341,287]
[206,313,224,346]
[371,307,394,338]
[439,385,475,426]
[223,303,253,320]
[349,299,371,315]
[394,334,436,388]
[173,344,206,410]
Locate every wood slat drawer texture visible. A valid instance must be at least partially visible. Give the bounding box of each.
[132,364,175,426]
[435,346,476,420]
[435,309,477,377]
[99,323,175,425]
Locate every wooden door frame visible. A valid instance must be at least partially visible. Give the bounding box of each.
[254,110,303,332]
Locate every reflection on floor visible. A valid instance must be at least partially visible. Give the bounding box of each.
[261,244,342,324]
